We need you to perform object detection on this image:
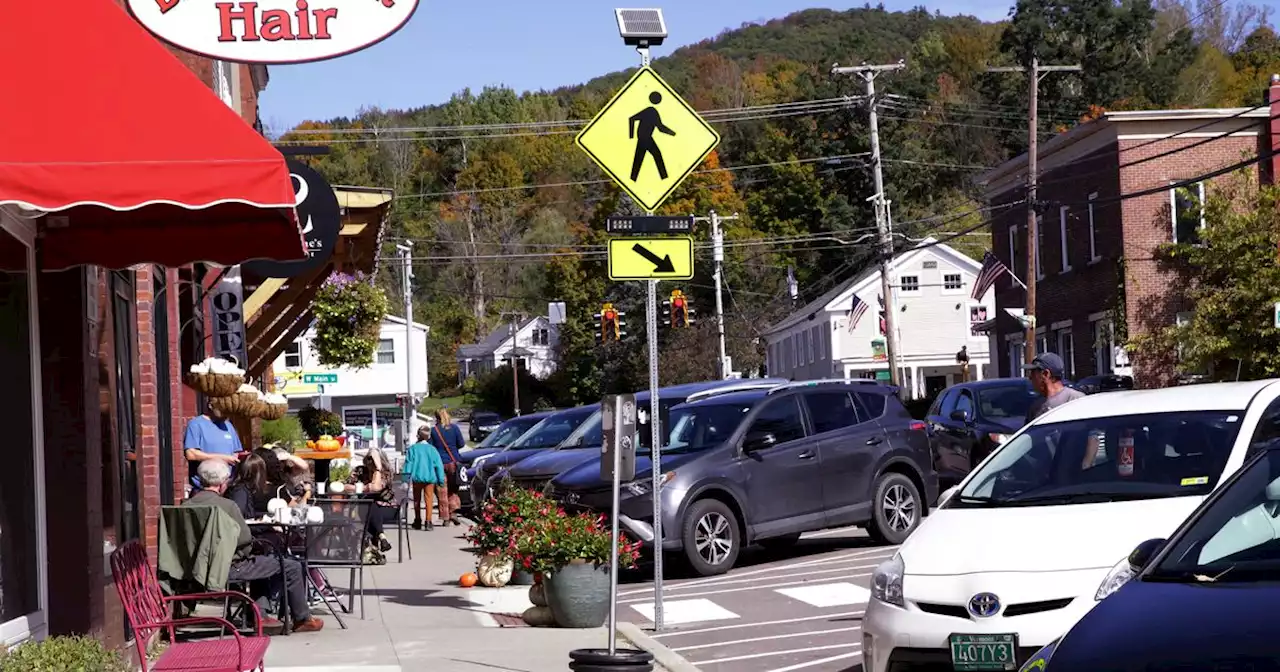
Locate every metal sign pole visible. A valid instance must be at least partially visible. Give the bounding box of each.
[647,277,664,630]
[606,394,622,654]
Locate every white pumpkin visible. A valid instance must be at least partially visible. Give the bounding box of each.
[329,482,346,494]
[477,555,514,588]
[305,506,324,524]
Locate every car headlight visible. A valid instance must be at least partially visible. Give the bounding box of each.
[871,553,905,607]
[1094,555,1136,601]
[1019,637,1061,671]
[626,471,675,496]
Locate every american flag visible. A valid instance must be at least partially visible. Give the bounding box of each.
[846,294,868,332]
[971,251,1012,300]
[877,294,886,335]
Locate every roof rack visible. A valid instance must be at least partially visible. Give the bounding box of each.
[684,380,785,403]
[764,379,890,395]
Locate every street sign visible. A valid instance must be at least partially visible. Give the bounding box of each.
[576,67,720,213]
[608,237,694,281]
[601,394,637,481]
[607,215,693,235]
[303,373,338,384]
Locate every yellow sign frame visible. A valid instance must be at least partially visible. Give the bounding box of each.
[576,67,720,213]
[608,237,695,281]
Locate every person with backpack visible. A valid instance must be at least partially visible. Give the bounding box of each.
[429,408,466,526]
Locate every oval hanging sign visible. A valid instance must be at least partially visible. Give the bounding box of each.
[127,0,420,64]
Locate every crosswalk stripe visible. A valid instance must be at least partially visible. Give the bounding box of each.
[775,582,871,608]
[650,610,864,639]
[629,598,739,625]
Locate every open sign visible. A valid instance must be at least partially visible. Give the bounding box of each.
[127,0,421,64]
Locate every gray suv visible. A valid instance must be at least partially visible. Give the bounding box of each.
[547,380,938,576]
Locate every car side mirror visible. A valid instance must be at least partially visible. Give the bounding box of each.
[743,431,777,452]
[949,410,970,423]
[1128,538,1166,571]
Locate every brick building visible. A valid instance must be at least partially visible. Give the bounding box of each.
[1,0,308,655]
[980,104,1272,386]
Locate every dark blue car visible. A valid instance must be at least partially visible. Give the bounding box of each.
[469,404,597,505]
[500,380,788,494]
[1021,442,1280,671]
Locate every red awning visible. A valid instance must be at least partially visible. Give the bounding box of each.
[0,0,305,271]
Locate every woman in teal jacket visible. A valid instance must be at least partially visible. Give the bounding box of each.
[404,425,445,530]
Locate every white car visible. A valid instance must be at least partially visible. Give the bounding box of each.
[863,380,1280,672]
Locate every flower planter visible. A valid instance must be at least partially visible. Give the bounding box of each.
[511,569,536,586]
[545,560,610,628]
[476,555,513,588]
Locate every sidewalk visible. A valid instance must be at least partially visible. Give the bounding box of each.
[263,521,674,671]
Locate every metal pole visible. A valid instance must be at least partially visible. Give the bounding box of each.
[646,277,663,630]
[711,211,728,379]
[399,243,414,428]
[607,395,621,654]
[510,317,521,415]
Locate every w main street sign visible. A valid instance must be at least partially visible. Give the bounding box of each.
[576,67,720,213]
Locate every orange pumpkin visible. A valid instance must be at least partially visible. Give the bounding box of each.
[315,435,341,452]
[459,572,478,588]
[306,440,316,451]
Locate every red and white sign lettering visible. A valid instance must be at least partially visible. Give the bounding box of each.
[128,0,420,64]
[1117,431,1135,477]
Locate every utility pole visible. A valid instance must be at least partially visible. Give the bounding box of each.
[396,242,415,437]
[832,61,905,386]
[500,311,524,416]
[693,210,739,379]
[988,59,1080,363]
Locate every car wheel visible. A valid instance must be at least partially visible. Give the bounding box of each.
[681,499,740,577]
[868,473,922,545]
[758,533,801,551]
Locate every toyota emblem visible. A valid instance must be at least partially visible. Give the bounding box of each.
[967,592,1001,618]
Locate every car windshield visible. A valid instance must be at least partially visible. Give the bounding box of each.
[480,418,538,448]
[952,410,1244,507]
[976,384,1036,420]
[664,403,752,454]
[1148,449,1280,583]
[473,413,500,424]
[506,410,591,450]
[559,410,603,449]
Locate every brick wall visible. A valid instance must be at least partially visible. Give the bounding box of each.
[1117,134,1260,386]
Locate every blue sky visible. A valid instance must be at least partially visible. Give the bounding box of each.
[260,1,1012,131]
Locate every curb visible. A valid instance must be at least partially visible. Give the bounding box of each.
[617,621,702,672]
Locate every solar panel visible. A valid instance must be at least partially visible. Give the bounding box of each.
[615,8,667,45]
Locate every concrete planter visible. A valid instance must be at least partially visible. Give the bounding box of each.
[545,560,609,628]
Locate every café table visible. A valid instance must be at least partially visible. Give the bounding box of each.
[293,448,353,483]
[247,516,349,631]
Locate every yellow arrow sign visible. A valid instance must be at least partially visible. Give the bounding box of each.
[608,237,694,281]
[576,67,720,213]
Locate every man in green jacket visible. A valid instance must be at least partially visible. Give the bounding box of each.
[187,459,324,633]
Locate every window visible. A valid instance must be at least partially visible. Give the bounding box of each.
[1176,311,1194,363]
[1035,214,1045,280]
[747,397,806,445]
[1009,340,1025,377]
[1087,193,1100,262]
[937,389,959,418]
[808,327,816,364]
[803,391,860,433]
[283,342,302,368]
[943,273,963,291]
[954,391,975,418]
[1091,318,1114,375]
[1247,396,1280,458]
[376,338,395,364]
[0,224,44,637]
[923,260,938,270]
[1172,182,1206,244]
[856,392,887,419]
[977,384,1037,419]
[532,328,550,346]
[1036,333,1049,357]
[1056,327,1075,379]
[900,275,920,292]
[1059,205,1072,272]
[1008,225,1019,287]
[820,327,829,361]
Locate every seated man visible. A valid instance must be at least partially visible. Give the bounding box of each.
[186,459,324,633]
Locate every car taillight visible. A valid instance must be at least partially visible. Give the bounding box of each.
[909,421,927,432]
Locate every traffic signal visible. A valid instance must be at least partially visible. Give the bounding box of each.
[661,289,694,328]
[594,302,625,343]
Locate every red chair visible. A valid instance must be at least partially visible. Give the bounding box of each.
[111,540,271,672]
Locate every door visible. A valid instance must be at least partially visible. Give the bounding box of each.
[924,375,948,400]
[737,395,819,538]
[934,388,978,481]
[803,390,882,527]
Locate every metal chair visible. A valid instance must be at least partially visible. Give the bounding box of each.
[389,474,414,562]
[305,498,374,619]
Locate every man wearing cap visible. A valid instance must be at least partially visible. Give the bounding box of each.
[1024,352,1085,423]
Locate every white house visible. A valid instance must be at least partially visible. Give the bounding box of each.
[457,316,559,383]
[763,239,995,400]
[273,315,429,437]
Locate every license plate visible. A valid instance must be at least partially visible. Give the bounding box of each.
[949,633,1018,671]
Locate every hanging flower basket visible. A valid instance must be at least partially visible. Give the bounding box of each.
[311,272,389,370]
[184,357,245,397]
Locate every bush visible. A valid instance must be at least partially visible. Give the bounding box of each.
[261,415,306,450]
[297,405,343,440]
[1,636,129,672]
[467,365,554,417]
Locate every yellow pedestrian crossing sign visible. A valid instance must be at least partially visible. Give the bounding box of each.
[608,237,694,281]
[576,67,720,213]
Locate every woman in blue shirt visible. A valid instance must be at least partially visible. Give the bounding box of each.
[404,426,445,530]
[428,408,466,526]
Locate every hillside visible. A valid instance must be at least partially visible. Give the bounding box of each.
[278,1,1280,407]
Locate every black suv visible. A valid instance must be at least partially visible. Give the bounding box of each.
[548,380,938,577]
[469,411,503,443]
[925,378,1038,487]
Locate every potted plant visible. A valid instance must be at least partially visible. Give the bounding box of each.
[311,272,389,369]
[517,512,641,628]
[0,635,129,671]
[464,486,555,588]
[297,405,343,441]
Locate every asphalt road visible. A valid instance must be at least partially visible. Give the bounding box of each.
[617,526,896,672]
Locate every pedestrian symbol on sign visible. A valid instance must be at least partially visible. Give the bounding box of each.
[629,92,676,181]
